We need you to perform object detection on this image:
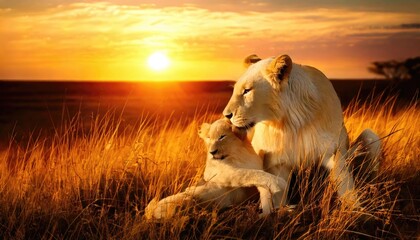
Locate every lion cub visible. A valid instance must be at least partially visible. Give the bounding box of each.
[145,119,286,219]
[198,118,287,216]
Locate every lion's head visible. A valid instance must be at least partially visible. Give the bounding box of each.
[198,119,247,160]
[222,54,293,128]
[223,54,320,130]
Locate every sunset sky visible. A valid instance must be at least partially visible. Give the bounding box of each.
[0,0,419,81]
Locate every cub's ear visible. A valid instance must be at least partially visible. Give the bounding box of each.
[198,123,211,139]
[243,54,262,68]
[231,126,247,141]
[266,54,293,83]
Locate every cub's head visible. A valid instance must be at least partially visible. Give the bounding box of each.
[198,119,248,160]
[223,54,293,128]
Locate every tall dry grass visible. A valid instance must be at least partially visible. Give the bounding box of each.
[0,96,418,239]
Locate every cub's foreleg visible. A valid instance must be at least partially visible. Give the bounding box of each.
[144,191,193,220]
[145,182,250,219]
[207,168,287,194]
[206,168,287,215]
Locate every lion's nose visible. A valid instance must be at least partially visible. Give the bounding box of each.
[209,149,218,155]
[224,113,233,119]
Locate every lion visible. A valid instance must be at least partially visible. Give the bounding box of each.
[145,54,382,219]
[145,119,287,219]
[222,54,381,207]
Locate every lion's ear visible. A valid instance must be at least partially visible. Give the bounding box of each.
[267,54,293,83]
[198,123,211,139]
[244,54,262,68]
[231,126,247,141]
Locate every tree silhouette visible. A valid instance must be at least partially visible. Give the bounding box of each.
[404,57,420,81]
[369,57,420,83]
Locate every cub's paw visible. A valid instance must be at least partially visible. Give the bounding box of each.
[144,198,178,220]
[144,198,160,220]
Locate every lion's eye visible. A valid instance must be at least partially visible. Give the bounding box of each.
[243,88,251,95]
[218,135,226,141]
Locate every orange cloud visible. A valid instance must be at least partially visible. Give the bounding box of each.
[0,2,419,80]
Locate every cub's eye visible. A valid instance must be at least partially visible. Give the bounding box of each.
[218,135,226,141]
[242,88,251,95]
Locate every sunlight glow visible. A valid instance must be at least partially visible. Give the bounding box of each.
[147,52,170,71]
[0,2,418,80]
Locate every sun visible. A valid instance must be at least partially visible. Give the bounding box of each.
[147,52,170,71]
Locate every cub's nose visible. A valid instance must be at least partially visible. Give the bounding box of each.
[209,149,218,155]
[224,113,233,119]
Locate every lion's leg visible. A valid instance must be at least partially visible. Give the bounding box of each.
[265,165,293,207]
[320,125,359,207]
[323,151,359,207]
[257,186,287,216]
[144,191,192,219]
[145,183,250,220]
[348,129,381,183]
[257,187,273,216]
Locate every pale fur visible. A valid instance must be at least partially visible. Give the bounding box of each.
[223,54,381,207]
[145,54,382,219]
[145,119,287,219]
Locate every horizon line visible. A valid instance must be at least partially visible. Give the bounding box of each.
[0,78,388,83]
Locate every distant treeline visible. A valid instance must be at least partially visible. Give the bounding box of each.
[330,79,418,106]
[368,56,419,82]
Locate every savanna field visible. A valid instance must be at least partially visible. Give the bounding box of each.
[0,81,419,239]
